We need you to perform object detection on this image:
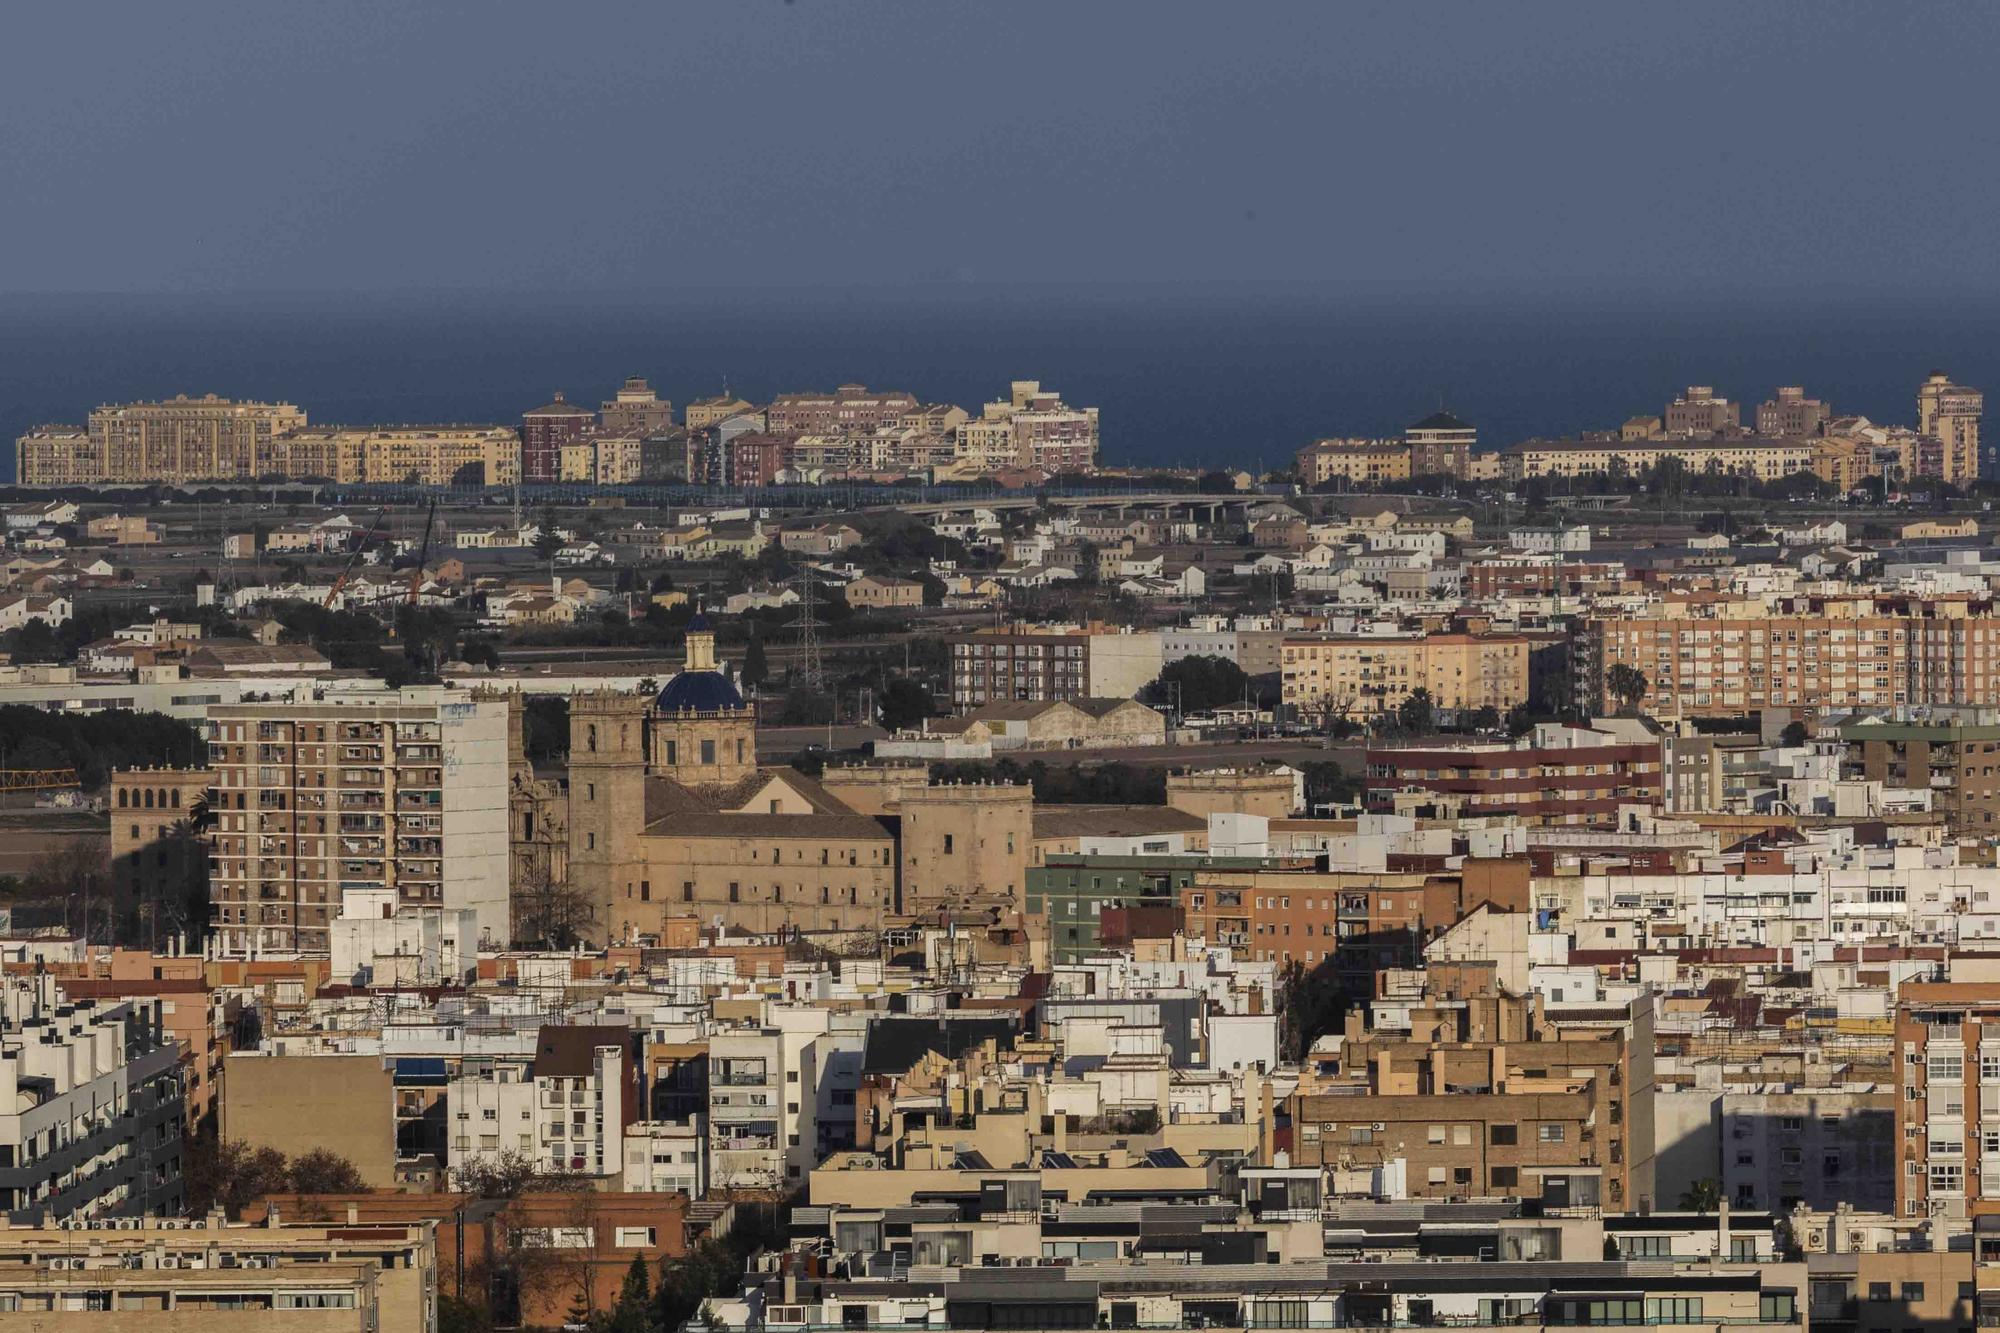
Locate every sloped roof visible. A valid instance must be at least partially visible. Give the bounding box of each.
[1409,410,1473,432]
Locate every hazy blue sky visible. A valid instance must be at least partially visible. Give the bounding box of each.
[3,1,1995,294]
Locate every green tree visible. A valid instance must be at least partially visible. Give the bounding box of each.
[604,1255,653,1333]
[1143,655,1251,715]
[878,678,935,732]
[1780,720,1809,747]
[1605,662,1649,715]
[287,1148,367,1194]
[1463,705,1501,732]
[532,507,565,564]
[742,634,770,692]
[1678,1178,1723,1213]
[1395,687,1435,736]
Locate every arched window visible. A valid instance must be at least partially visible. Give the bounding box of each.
[117,789,128,808]
[143,789,154,809]
[587,725,598,753]
[170,790,180,808]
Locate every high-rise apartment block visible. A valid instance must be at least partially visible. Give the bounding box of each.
[204,685,510,957]
[1755,385,1831,437]
[1917,370,1983,483]
[1405,409,1476,477]
[1893,982,2000,1221]
[956,381,1100,473]
[521,391,595,484]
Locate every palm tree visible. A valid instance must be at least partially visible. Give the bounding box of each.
[1678,1178,1723,1213]
[1604,662,1648,715]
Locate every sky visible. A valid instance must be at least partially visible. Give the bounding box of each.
[4,1,1997,296]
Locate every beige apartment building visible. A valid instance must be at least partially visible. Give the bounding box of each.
[1280,631,1529,719]
[270,425,521,485]
[14,428,97,485]
[1501,435,1814,482]
[1294,438,1412,487]
[1586,596,2000,718]
[1918,369,1983,484]
[205,686,510,957]
[16,395,310,485]
[684,394,758,430]
[1292,985,1655,1211]
[952,381,1099,474]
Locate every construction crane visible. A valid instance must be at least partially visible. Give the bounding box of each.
[407,498,439,606]
[324,505,390,609]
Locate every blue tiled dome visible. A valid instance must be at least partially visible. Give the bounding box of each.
[655,671,743,713]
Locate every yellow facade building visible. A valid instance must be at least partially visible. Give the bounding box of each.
[1501,436,1814,482]
[1294,439,1412,487]
[1280,632,1529,719]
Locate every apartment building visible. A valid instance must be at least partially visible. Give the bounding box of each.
[1279,631,1529,720]
[1892,982,2000,1221]
[205,685,510,956]
[947,624,1162,709]
[684,394,757,430]
[0,1220,435,1331]
[1293,438,1411,487]
[521,390,594,483]
[766,384,918,436]
[16,395,310,485]
[1364,721,1663,826]
[1405,410,1476,477]
[448,1025,635,1185]
[0,979,187,1223]
[1464,555,1623,599]
[1664,384,1741,437]
[953,380,1099,473]
[1292,985,1655,1211]
[1917,369,1983,483]
[1840,713,2000,833]
[599,375,673,437]
[1180,861,1529,986]
[709,1025,815,1190]
[1586,597,2000,718]
[1502,435,1813,481]
[1756,385,1831,437]
[13,428,97,485]
[270,425,521,486]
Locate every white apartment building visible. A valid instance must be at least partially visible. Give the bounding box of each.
[448,1024,632,1186]
[0,978,187,1223]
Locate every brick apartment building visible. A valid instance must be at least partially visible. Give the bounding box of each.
[1364,721,1664,826]
[521,391,595,483]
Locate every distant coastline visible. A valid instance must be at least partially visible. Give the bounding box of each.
[4,285,1996,478]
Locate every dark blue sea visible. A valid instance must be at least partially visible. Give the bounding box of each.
[4,284,1997,476]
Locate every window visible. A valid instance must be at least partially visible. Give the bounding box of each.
[615,1227,657,1247]
[1538,1124,1566,1143]
[1645,1298,1702,1323]
[1490,1124,1518,1146]
[1902,1283,1926,1303]
[1490,1166,1518,1189]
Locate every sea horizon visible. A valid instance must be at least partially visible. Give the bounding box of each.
[4,283,1997,478]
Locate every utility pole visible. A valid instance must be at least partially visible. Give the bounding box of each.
[788,571,825,688]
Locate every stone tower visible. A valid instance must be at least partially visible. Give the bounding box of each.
[566,690,648,944]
